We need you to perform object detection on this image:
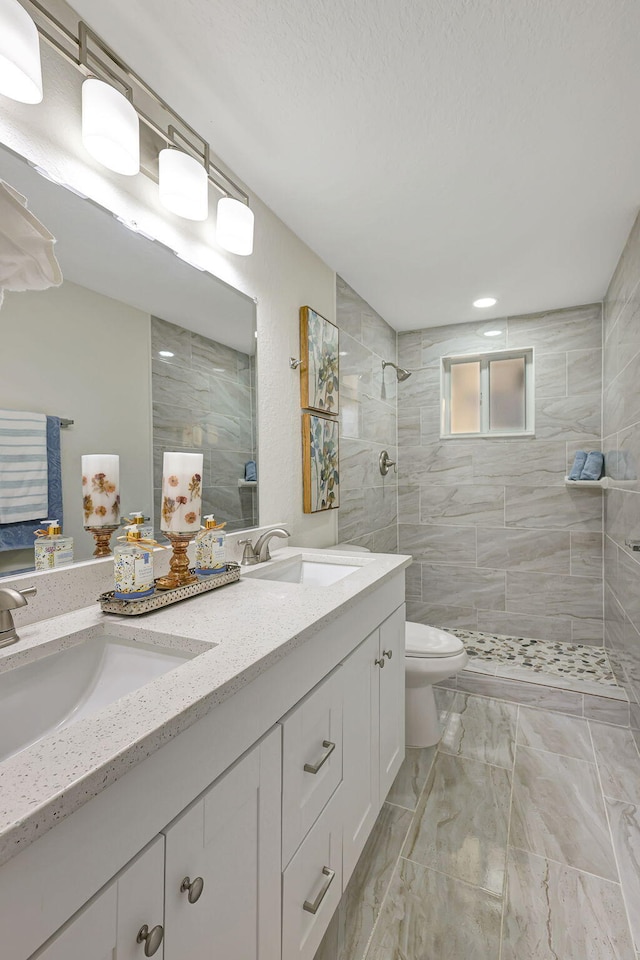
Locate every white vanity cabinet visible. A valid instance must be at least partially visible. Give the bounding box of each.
[342,605,405,882]
[162,727,281,960]
[32,837,165,960]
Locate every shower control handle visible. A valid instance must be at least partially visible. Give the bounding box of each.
[379,451,396,477]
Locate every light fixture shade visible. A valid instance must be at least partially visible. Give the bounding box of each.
[82,78,139,176]
[158,148,208,221]
[216,197,254,256]
[0,0,42,103]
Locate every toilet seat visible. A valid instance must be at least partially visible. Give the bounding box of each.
[405,622,465,659]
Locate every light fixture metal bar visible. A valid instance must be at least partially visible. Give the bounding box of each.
[18,0,250,204]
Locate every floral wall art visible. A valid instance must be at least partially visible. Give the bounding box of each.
[302,413,339,513]
[300,306,339,415]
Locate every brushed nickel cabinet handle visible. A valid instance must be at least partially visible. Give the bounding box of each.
[383,649,393,660]
[180,875,204,904]
[136,924,164,956]
[303,866,335,914]
[304,740,336,774]
[375,657,385,668]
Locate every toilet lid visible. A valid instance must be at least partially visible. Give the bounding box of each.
[405,622,465,658]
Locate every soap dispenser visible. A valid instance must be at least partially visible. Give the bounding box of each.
[114,525,155,600]
[34,520,74,571]
[127,510,154,540]
[195,515,227,576]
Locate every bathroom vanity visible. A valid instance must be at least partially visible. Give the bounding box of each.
[0,548,409,960]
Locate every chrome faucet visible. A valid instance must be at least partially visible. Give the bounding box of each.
[238,528,291,565]
[0,586,37,648]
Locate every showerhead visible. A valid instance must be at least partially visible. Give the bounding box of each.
[382,360,412,382]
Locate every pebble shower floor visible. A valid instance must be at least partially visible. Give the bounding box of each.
[449,629,618,687]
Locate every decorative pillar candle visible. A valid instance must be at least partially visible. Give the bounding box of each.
[82,454,120,527]
[161,452,203,533]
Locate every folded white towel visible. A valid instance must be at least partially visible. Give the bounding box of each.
[0,179,63,309]
[0,410,48,523]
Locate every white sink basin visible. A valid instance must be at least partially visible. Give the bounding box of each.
[245,556,363,586]
[0,635,193,763]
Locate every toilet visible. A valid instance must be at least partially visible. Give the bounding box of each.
[328,543,468,747]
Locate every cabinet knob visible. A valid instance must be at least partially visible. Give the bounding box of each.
[383,649,393,660]
[180,875,205,904]
[136,924,164,956]
[375,657,385,668]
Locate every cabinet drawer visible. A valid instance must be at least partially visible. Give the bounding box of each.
[282,787,342,960]
[281,667,343,866]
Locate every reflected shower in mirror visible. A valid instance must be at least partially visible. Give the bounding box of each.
[0,142,257,579]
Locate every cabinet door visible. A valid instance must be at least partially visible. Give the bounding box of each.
[378,605,405,801]
[341,629,380,885]
[163,727,281,960]
[33,837,165,960]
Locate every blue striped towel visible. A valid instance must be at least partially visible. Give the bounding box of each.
[0,410,48,523]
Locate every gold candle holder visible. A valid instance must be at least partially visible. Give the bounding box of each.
[156,531,198,590]
[85,524,119,558]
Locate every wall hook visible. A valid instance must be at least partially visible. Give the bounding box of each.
[289,357,303,369]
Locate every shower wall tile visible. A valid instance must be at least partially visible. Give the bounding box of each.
[336,277,398,550]
[398,304,604,647]
[406,600,478,631]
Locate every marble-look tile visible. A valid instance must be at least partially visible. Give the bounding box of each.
[477,527,570,573]
[506,571,604,621]
[419,404,441,444]
[404,562,422,600]
[361,396,396,446]
[397,485,419,524]
[617,297,640,377]
[535,352,567,399]
[567,348,603,397]
[421,564,505,611]
[570,531,603,577]
[473,439,567,486]
[476,610,573,644]
[570,618,605,645]
[152,358,211,412]
[151,314,192,365]
[507,303,602,354]
[397,409,419,446]
[199,411,252,451]
[397,330,422,369]
[339,332,374,402]
[398,442,473,485]
[192,335,244,381]
[502,846,635,960]
[422,319,508,364]
[361,308,396,362]
[341,802,413,960]
[606,216,640,314]
[405,601,478,632]
[403,752,511,893]
[419,484,505,527]
[590,722,640,803]
[341,439,390,489]
[517,706,594,760]
[373,523,398,554]
[606,797,640,952]
[387,747,437,811]
[454,672,584,714]
[364,858,502,960]
[398,524,476,565]
[584,694,631,726]
[398,365,440,407]
[440,693,517,768]
[505,485,603,532]
[340,397,363,440]
[510,745,618,880]
[336,275,364,341]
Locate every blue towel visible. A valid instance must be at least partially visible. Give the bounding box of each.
[568,451,587,480]
[0,416,63,551]
[580,451,604,481]
[245,460,257,482]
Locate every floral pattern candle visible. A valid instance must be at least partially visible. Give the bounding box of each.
[161,452,203,534]
[82,454,120,527]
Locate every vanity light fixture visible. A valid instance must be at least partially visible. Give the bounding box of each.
[0,0,42,103]
[5,2,256,254]
[483,329,503,337]
[473,297,497,308]
[81,78,140,176]
[216,196,255,256]
[159,148,208,221]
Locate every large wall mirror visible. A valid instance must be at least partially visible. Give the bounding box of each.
[0,143,258,578]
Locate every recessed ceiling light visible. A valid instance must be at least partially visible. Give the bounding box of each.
[473,297,497,308]
[483,329,503,337]
[158,350,174,358]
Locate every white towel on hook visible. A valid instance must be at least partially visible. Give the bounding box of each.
[0,409,48,523]
[0,179,63,309]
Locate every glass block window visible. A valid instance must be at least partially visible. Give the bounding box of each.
[441,348,534,438]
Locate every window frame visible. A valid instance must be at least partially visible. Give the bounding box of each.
[440,346,535,439]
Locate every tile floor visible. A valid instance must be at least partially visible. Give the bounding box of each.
[315,688,640,960]
[450,629,618,686]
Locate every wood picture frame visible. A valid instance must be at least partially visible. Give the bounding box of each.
[302,413,340,513]
[299,306,339,415]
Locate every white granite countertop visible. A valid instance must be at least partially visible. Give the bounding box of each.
[0,547,410,867]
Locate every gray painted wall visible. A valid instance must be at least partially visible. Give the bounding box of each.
[397,305,604,644]
[336,277,398,552]
[603,211,640,738]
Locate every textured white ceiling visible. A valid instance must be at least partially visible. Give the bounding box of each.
[70,0,640,329]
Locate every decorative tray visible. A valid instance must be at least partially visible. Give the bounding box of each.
[98,562,241,616]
